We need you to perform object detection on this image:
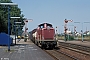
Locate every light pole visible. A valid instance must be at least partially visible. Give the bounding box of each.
[14,22,22,43]
[82,23,83,42]
[74,22,83,42]
[74,22,90,42]
[84,22,90,31]
[83,22,90,40]
[66,25,77,40]
[10,17,21,45]
[56,26,58,40]
[15,22,22,40]
[0,3,18,51]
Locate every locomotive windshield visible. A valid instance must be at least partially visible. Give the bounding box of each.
[38,23,53,28]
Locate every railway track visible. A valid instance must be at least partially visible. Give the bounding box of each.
[44,49,78,60]
[58,42,90,60]
[59,42,90,53]
[43,41,90,60]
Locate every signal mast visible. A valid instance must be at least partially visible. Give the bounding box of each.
[64,19,73,41]
[24,18,33,34]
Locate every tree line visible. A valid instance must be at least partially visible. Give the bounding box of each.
[0,0,25,35]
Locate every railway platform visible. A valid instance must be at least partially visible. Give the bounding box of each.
[0,39,54,60]
[58,40,90,47]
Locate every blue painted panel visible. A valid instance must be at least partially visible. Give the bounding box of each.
[0,33,13,45]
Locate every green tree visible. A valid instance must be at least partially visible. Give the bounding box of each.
[0,0,25,34]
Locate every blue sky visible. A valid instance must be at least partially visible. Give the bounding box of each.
[12,0,90,33]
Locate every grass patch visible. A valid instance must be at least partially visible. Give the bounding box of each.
[5,49,15,52]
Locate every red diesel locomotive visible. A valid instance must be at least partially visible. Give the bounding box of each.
[30,23,57,49]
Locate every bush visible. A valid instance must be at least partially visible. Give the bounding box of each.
[69,35,74,40]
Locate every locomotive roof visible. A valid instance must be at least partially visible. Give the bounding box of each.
[31,29,37,33]
[38,23,52,27]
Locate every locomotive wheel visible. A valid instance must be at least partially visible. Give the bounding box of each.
[35,41,39,46]
[35,41,37,44]
[49,45,53,49]
[36,42,39,46]
[41,44,44,49]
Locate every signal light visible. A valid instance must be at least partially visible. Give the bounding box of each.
[26,20,28,22]
[74,26,76,28]
[26,28,28,30]
[65,20,68,23]
[65,29,67,31]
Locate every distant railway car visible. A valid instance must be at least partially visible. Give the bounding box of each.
[30,23,57,49]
